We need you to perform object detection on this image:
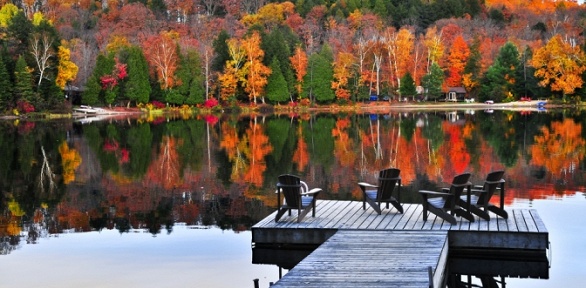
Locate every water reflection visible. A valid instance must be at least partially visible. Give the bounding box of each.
[252,245,550,288]
[447,250,549,287]
[0,110,584,267]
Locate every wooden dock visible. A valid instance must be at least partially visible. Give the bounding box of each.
[252,200,549,287]
[268,230,449,288]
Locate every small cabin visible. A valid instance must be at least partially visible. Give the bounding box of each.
[446,87,467,102]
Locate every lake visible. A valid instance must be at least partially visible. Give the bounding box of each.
[0,108,585,287]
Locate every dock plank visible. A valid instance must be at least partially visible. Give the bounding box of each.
[271,230,448,288]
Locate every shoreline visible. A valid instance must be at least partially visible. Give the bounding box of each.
[0,100,578,121]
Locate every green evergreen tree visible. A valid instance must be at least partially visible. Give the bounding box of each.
[422,62,444,100]
[262,27,297,94]
[399,72,417,99]
[125,46,151,105]
[464,37,482,98]
[104,86,118,107]
[149,0,167,19]
[479,41,520,102]
[373,0,389,18]
[83,76,101,106]
[266,57,289,104]
[13,56,37,105]
[90,53,116,105]
[515,46,546,99]
[176,49,205,105]
[302,47,335,103]
[465,0,482,17]
[212,30,230,72]
[6,11,33,56]
[164,89,183,105]
[0,54,12,109]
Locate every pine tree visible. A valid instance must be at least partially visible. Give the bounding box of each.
[422,62,444,100]
[212,30,230,72]
[82,76,101,106]
[266,57,289,104]
[262,28,295,94]
[90,53,116,105]
[399,72,417,99]
[0,54,12,109]
[176,49,205,106]
[13,56,36,105]
[302,50,335,104]
[479,41,520,102]
[462,37,482,98]
[125,46,151,105]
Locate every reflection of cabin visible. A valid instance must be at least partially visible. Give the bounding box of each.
[446,87,467,102]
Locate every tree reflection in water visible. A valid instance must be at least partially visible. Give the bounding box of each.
[1,110,585,257]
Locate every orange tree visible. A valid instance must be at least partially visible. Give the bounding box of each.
[531,34,586,99]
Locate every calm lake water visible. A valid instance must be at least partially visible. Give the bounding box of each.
[1,108,585,287]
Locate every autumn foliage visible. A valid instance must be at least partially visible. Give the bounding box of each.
[3,0,586,111]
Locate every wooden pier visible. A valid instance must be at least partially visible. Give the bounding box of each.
[252,200,549,287]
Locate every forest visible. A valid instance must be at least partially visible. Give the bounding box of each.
[1,0,586,113]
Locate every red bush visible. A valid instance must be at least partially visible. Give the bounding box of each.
[17,101,35,114]
[151,101,166,109]
[203,98,219,108]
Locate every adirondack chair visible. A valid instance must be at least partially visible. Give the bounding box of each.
[274,174,322,223]
[419,173,475,225]
[357,168,404,214]
[460,170,507,220]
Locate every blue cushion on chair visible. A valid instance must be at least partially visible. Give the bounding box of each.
[301,196,313,207]
[365,190,377,200]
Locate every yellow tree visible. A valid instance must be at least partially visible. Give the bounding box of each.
[106,35,131,53]
[332,52,354,102]
[290,45,308,96]
[531,34,586,96]
[384,27,414,90]
[219,37,246,101]
[241,2,294,29]
[56,42,79,89]
[0,3,19,27]
[241,31,271,103]
[424,26,444,71]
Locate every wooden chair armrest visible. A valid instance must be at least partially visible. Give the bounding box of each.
[300,181,309,193]
[302,188,322,196]
[470,188,487,193]
[451,181,472,188]
[419,190,452,197]
[358,182,377,189]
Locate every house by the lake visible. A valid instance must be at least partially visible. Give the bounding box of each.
[446,87,467,102]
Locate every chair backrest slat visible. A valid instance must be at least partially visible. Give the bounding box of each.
[278,174,302,207]
[377,168,401,201]
[479,170,505,204]
[446,173,471,209]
